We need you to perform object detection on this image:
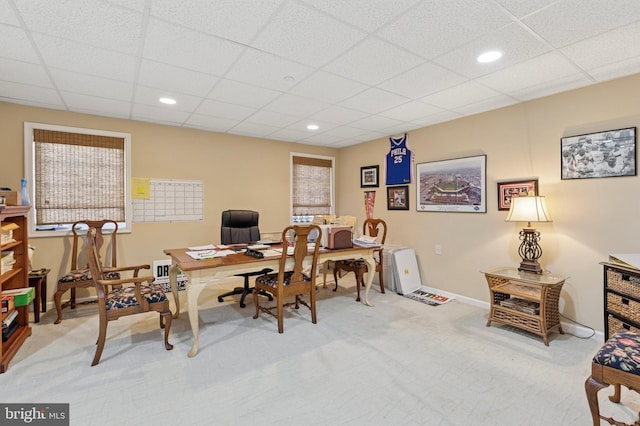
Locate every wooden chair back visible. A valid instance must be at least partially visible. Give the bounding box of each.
[71,219,118,271]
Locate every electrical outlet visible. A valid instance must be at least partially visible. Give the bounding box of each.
[435,244,442,255]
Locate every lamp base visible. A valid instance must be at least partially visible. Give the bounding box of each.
[518,259,543,274]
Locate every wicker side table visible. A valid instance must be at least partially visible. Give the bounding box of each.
[482,268,566,346]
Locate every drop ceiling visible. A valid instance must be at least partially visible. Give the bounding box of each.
[2,0,640,147]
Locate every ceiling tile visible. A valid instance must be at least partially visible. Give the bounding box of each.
[288,71,368,104]
[309,105,369,125]
[150,0,283,45]
[15,0,143,55]
[477,52,584,96]
[561,21,640,74]
[263,93,329,117]
[134,85,203,113]
[60,92,131,117]
[194,98,256,121]
[301,0,421,32]
[268,127,312,142]
[339,88,410,114]
[348,114,404,132]
[252,1,366,67]
[138,60,219,98]
[50,69,133,101]
[378,61,466,99]
[33,33,137,82]
[411,110,464,127]
[0,80,63,106]
[323,125,371,139]
[243,109,299,127]
[377,0,512,58]
[184,113,241,133]
[522,0,640,48]
[0,24,40,63]
[378,100,445,122]
[0,58,51,87]
[225,48,315,91]
[433,23,551,79]
[0,0,20,25]
[452,96,517,116]
[131,103,191,124]
[420,81,506,110]
[300,133,347,146]
[143,18,245,76]
[587,56,640,83]
[208,79,281,108]
[493,0,557,18]
[323,37,424,85]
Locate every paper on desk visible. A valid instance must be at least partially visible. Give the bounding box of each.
[248,244,270,250]
[273,247,295,255]
[185,249,236,260]
[188,244,216,251]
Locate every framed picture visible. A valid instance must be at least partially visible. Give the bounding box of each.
[561,127,636,179]
[387,185,409,210]
[497,179,538,211]
[360,165,379,188]
[417,155,486,213]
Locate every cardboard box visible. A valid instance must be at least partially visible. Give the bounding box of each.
[0,190,20,206]
[1,296,14,313]
[2,287,34,307]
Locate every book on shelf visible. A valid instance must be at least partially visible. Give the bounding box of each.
[609,254,640,270]
[500,297,539,315]
[2,308,18,330]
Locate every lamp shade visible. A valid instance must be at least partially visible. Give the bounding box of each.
[505,196,552,223]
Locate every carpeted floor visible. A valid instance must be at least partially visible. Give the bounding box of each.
[1,275,636,425]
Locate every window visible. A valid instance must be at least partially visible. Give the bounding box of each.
[24,122,131,236]
[291,153,334,221]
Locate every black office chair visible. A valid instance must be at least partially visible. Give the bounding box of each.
[217,210,273,308]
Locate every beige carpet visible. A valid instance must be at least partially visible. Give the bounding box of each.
[2,275,636,425]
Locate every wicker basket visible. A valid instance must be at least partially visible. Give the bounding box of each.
[608,315,640,336]
[607,269,640,297]
[607,293,640,324]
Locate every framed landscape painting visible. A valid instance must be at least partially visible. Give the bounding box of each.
[417,155,486,213]
[561,127,636,180]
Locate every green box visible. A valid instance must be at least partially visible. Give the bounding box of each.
[2,287,34,307]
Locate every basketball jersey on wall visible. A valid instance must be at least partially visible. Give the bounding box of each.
[385,133,414,185]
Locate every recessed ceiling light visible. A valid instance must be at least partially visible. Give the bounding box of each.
[477,50,502,63]
[159,97,176,105]
[307,124,319,130]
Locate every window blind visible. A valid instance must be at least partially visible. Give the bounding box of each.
[33,129,125,225]
[292,156,332,216]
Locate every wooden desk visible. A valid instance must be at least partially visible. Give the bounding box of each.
[482,267,566,346]
[164,245,377,357]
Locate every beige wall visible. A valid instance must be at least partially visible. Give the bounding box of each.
[1,73,639,332]
[0,103,336,306]
[339,73,640,332]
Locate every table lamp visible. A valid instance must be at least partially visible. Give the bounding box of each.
[505,196,552,274]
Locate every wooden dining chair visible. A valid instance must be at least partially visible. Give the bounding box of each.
[253,225,322,333]
[333,218,387,301]
[86,227,173,366]
[54,220,120,324]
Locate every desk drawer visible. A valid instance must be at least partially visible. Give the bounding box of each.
[606,268,640,298]
[607,292,640,323]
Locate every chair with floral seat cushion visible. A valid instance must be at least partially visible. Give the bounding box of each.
[54,220,125,324]
[585,330,640,425]
[332,218,387,302]
[253,225,321,334]
[86,227,173,366]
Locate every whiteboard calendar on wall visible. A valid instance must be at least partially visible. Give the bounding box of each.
[132,178,204,223]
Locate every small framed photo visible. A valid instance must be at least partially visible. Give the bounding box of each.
[561,127,636,179]
[360,165,379,188]
[387,185,409,210]
[497,179,538,211]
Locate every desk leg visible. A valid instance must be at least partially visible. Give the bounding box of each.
[362,256,376,307]
[169,265,180,318]
[187,281,206,358]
